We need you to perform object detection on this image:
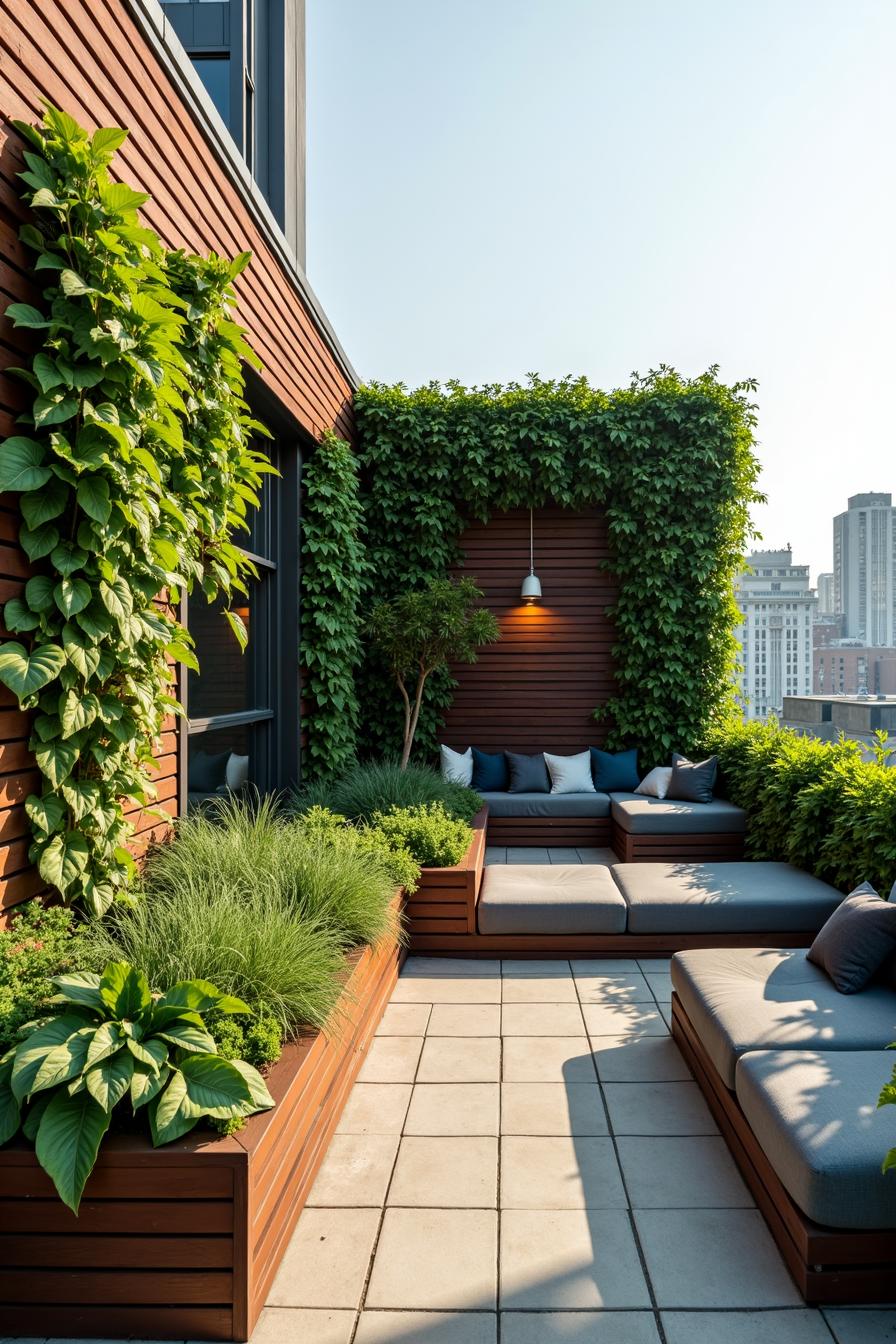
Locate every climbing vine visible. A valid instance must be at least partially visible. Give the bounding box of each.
[0,105,270,914]
[351,371,763,762]
[300,431,365,781]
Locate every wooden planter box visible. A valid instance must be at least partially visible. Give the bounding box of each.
[0,921,403,1341]
[405,806,487,941]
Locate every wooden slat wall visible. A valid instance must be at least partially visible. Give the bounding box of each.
[0,0,355,918]
[440,506,618,755]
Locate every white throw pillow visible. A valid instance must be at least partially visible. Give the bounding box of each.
[440,744,473,786]
[635,766,673,799]
[226,753,250,791]
[544,750,596,795]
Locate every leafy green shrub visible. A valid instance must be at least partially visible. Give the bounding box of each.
[0,904,87,1054]
[300,806,421,893]
[704,719,896,891]
[295,759,482,825]
[373,803,473,869]
[209,1011,282,1069]
[0,961,273,1211]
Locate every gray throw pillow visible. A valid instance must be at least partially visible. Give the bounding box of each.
[807,882,896,993]
[666,752,718,804]
[505,751,550,794]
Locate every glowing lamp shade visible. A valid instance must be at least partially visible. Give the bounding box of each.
[521,507,542,603]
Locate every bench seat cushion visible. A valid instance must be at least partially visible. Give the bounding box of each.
[615,861,843,935]
[477,865,627,936]
[479,790,611,818]
[671,946,896,1088]
[610,793,746,835]
[736,1049,896,1228]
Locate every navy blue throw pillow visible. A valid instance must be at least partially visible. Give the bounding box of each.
[471,748,509,792]
[590,746,640,793]
[505,751,550,794]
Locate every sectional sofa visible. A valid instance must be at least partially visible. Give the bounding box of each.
[671,947,896,1302]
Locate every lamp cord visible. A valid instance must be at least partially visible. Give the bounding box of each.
[530,506,534,575]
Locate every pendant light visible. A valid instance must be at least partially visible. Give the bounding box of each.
[521,506,542,603]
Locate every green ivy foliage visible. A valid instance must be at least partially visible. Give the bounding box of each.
[704,719,896,892]
[351,370,763,761]
[300,430,365,780]
[0,106,270,914]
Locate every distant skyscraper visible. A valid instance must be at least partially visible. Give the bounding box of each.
[735,549,816,720]
[817,572,836,615]
[833,493,896,645]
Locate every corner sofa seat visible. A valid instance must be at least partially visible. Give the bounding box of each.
[735,1049,896,1229]
[671,946,896,1087]
[478,790,611,818]
[477,864,627,936]
[615,861,844,935]
[610,793,747,835]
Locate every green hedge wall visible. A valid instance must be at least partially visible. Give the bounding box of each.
[350,369,763,763]
[703,720,896,893]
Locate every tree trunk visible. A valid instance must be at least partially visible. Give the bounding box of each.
[397,674,413,769]
[401,667,429,768]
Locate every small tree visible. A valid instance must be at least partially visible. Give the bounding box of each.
[369,577,500,768]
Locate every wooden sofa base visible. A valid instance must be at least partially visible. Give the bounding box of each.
[487,816,612,848]
[613,828,746,862]
[408,930,817,956]
[672,994,896,1304]
[0,923,403,1341]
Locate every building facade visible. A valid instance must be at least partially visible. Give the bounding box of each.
[833,492,896,645]
[735,549,816,720]
[813,644,896,696]
[816,571,836,614]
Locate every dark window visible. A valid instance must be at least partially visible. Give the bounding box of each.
[192,57,231,123]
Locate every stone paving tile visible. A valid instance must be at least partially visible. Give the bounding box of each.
[485,846,507,864]
[590,1035,691,1083]
[267,1207,380,1308]
[336,1082,412,1135]
[501,1002,585,1035]
[502,976,580,1002]
[307,1132,400,1207]
[502,1036,596,1083]
[581,1002,667,1037]
[404,1082,500,1135]
[354,1312,497,1343]
[574,847,616,864]
[376,1002,432,1035]
[507,847,552,863]
[366,1208,498,1309]
[501,1312,661,1344]
[416,1036,501,1083]
[391,976,502,1004]
[634,1208,802,1307]
[662,1309,835,1344]
[427,1003,502,1036]
[502,958,572,977]
[602,1080,718,1135]
[617,1136,753,1208]
[500,1208,651,1308]
[500,1082,609,1136]
[357,1035,423,1083]
[244,1307,356,1343]
[501,1135,627,1209]
[824,1312,896,1343]
[388,1136,498,1207]
[403,956,501,977]
[574,973,654,1003]
[571,957,641,974]
[547,847,582,862]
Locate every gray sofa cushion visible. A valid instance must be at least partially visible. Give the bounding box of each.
[480,791,611,818]
[671,946,896,1088]
[478,865,627,936]
[616,861,844,935]
[610,793,746,835]
[808,883,896,993]
[736,1050,896,1228]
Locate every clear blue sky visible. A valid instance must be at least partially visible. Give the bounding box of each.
[306,0,895,582]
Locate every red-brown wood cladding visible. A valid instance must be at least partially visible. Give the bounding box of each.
[0,1,354,918]
[440,507,618,755]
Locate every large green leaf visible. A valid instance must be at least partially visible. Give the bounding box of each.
[155,979,250,1018]
[11,1013,89,1102]
[2,598,40,633]
[84,1047,134,1111]
[148,1068,201,1146]
[54,576,92,618]
[21,477,69,529]
[0,642,66,699]
[179,1053,252,1117]
[153,1020,217,1054]
[35,1088,112,1212]
[28,1024,94,1096]
[20,522,60,562]
[25,792,67,834]
[52,970,104,1013]
[86,1020,126,1069]
[0,1057,21,1145]
[24,575,56,613]
[130,1060,169,1110]
[37,830,90,892]
[99,962,152,1021]
[0,437,52,492]
[76,476,111,524]
[34,393,78,427]
[34,738,78,789]
[126,1035,167,1072]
